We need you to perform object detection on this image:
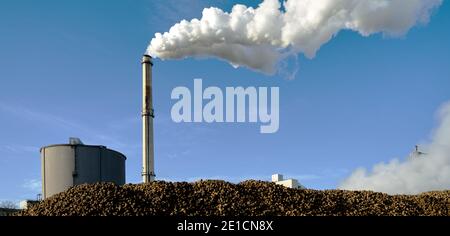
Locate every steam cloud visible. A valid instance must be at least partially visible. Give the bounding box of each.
[147,0,442,74]
[340,102,450,195]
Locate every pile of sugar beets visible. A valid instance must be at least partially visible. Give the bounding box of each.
[19,181,450,216]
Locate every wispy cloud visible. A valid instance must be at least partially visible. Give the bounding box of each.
[165,149,191,160]
[22,179,41,193]
[0,145,39,154]
[0,101,85,132]
[0,101,138,153]
[150,0,207,26]
[155,111,217,161]
[106,116,140,131]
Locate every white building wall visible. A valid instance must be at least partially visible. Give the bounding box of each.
[272,174,305,189]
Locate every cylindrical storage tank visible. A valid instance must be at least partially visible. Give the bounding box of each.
[41,144,126,199]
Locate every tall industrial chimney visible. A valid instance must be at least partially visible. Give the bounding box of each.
[142,55,155,183]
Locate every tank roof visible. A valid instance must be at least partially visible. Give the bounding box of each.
[40,144,127,160]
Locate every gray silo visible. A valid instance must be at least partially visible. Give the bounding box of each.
[40,138,126,199]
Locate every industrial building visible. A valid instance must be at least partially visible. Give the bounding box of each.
[36,55,156,199]
[19,200,39,210]
[19,55,311,205]
[40,138,126,199]
[272,174,305,189]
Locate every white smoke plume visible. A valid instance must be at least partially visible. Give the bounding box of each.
[339,102,450,195]
[147,0,442,74]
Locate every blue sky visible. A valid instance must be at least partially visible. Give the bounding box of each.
[1,0,449,202]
